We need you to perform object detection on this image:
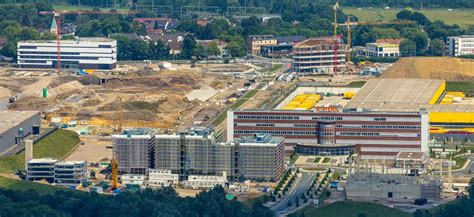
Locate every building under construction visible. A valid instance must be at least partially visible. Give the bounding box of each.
[155,131,285,181]
[112,129,157,174]
[292,37,346,74]
[115,128,285,181]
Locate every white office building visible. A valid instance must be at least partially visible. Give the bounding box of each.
[145,169,179,188]
[447,35,474,56]
[366,39,401,57]
[121,174,146,185]
[17,37,117,70]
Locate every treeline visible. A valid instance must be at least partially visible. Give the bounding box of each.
[0,186,274,217]
[352,9,464,56]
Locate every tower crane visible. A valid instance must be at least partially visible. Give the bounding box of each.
[39,10,136,75]
[337,17,417,62]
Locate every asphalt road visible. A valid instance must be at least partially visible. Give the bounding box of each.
[453,154,474,175]
[271,171,317,214]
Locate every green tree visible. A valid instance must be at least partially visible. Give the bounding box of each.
[400,39,416,56]
[181,35,197,59]
[429,38,446,56]
[208,42,221,57]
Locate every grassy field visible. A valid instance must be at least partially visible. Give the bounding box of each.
[343,8,474,29]
[446,82,474,97]
[0,129,80,173]
[347,81,367,88]
[291,201,412,217]
[53,4,129,12]
[0,176,77,195]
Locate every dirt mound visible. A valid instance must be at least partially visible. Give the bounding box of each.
[48,81,84,97]
[9,96,55,110]
[382,57,474,81]
[105,75,200,89]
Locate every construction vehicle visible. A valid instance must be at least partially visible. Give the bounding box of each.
[111,158,120,190]
[39,10,136,74]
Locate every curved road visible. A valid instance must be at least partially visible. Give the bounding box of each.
[271,171,317,213]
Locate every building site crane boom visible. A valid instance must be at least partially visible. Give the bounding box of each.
[38,10,136,75]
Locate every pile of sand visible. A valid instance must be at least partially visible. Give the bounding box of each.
[48,81,84,97]
[382,57,474,81]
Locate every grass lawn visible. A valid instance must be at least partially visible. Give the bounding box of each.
[446,81,474,97]
[314,157,321,163]
[322,158,331,163]
[452,156,467,170]
[0,129,80,173]
[343,8,474,29]
[290,201,412,217]
[0,177,77,195]
[347,81,367,88]
[53,4,129,12]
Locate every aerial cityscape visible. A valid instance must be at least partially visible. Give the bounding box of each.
[0,0,473,216]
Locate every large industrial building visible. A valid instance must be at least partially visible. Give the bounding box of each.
[344,79,474,143]
[292,37,346,74]
[346,172,442,200]
[447,35,474,56]
[0,111,40,155]
[228,109,429,160]
[17,37,117,70]
[114,129,285,181]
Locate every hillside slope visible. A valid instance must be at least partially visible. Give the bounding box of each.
[381,57,474,81]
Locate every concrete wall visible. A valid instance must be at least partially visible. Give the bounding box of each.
[0,113,40,155]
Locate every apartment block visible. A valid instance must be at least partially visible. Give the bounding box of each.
[447,35,474,56]
[292,37,346,74]
[113,134,156,174]
[228,109,429,160]
[247,35,277,55]
[17,37,117,70]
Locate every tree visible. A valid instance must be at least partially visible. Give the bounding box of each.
[400,39,416,56]
[429,38,446,56]
[180,35,197,59]
[207,42,221,57]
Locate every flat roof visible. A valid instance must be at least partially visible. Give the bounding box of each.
[28,158,58,163]
[0,111,39,134]
[294,37,343,47]
[19,37,115,44]
[344,78,474,112]
[396,152,426,160]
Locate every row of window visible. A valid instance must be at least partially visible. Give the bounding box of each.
[256,123,275,127]
[19,55,101,60]
[294,62,346,67]
[336,125,421,129]
[340,132,380,136]
[235,130,317,135]
[294,124,317,128]
[237,115,299,120]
